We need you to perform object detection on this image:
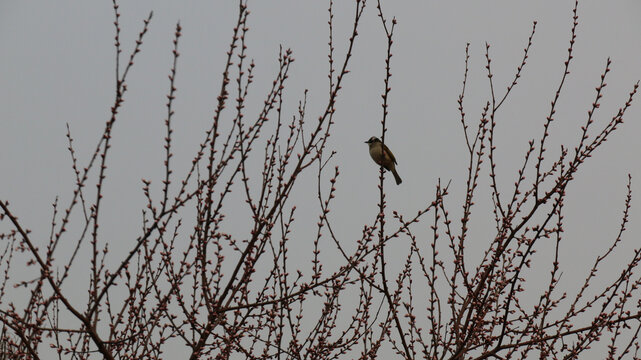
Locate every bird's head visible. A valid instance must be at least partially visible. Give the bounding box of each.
[365,136,380,144]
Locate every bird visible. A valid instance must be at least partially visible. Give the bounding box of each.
[365,136,402,185]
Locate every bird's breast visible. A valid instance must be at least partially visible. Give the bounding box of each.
[369,144,385,166]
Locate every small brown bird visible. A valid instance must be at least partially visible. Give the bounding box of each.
[365,136,402,185]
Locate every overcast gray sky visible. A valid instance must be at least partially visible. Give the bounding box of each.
[2,0,641,358]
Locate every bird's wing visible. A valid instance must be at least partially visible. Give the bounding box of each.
[383,144,397,164]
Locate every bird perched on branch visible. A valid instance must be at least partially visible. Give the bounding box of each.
[365,136,402,185]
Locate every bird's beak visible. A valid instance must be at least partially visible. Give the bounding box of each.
[364,140,368,143]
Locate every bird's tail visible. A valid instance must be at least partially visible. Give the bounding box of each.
[392,169,402,185]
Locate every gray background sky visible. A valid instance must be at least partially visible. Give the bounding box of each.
[1,0,641,357]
